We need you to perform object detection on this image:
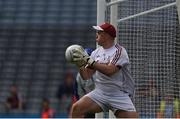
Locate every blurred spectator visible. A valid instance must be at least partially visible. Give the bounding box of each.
[157,95,179,118]
[41,98,55,118]
[76,73,95,98]
[174,96,180,118]
[76,48,95,118]
[57,70,78,115]
[140,80,159,118]
[147,80,159,97]
[5,85,24,113]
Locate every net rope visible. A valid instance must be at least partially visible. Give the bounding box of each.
[105,0,179,117]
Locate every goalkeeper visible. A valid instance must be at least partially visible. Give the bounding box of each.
[70,23,138,118]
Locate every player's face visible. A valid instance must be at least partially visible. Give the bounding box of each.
[96,31,106,46]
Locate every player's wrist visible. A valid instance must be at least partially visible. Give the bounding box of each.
[87,58,95,66]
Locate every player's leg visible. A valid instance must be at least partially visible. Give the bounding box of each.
[114,109,139,118]
[70,96,102,118]
[109,91,138,118]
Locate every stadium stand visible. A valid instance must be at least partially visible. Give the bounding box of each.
[0,0,96,117]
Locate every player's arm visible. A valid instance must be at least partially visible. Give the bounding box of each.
[79,67,95,80]
[73,47,128,77]
[73,49,119,76]
[90,47,128,76]
[91,62,120,76]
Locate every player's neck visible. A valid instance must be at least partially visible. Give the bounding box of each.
[102,42,114,49]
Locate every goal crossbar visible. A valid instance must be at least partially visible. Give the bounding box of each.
[107,0,128,7]
[117,2,176,23]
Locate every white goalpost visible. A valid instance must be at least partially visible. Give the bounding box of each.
[177,0,180,23]
[96,0,179,118]
[95,0,106,118]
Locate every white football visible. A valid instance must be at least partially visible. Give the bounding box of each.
[65,44,84,63]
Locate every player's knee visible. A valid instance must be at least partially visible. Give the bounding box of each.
[71,103,84,116]
[115,110,139,118]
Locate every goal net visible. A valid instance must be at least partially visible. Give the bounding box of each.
[104,0,180,118]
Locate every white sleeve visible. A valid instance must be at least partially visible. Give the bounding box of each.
[90,51,95,60]
[111,47,129,66]
[90,48,99,60]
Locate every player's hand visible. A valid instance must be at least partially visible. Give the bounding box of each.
[74,60,86,68]
[72,49,95,66]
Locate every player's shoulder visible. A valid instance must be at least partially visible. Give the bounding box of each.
[115,43,127,51]
[115,44,129,57]
[91,46,103,55]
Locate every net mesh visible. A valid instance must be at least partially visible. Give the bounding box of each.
[105,0,179,118]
